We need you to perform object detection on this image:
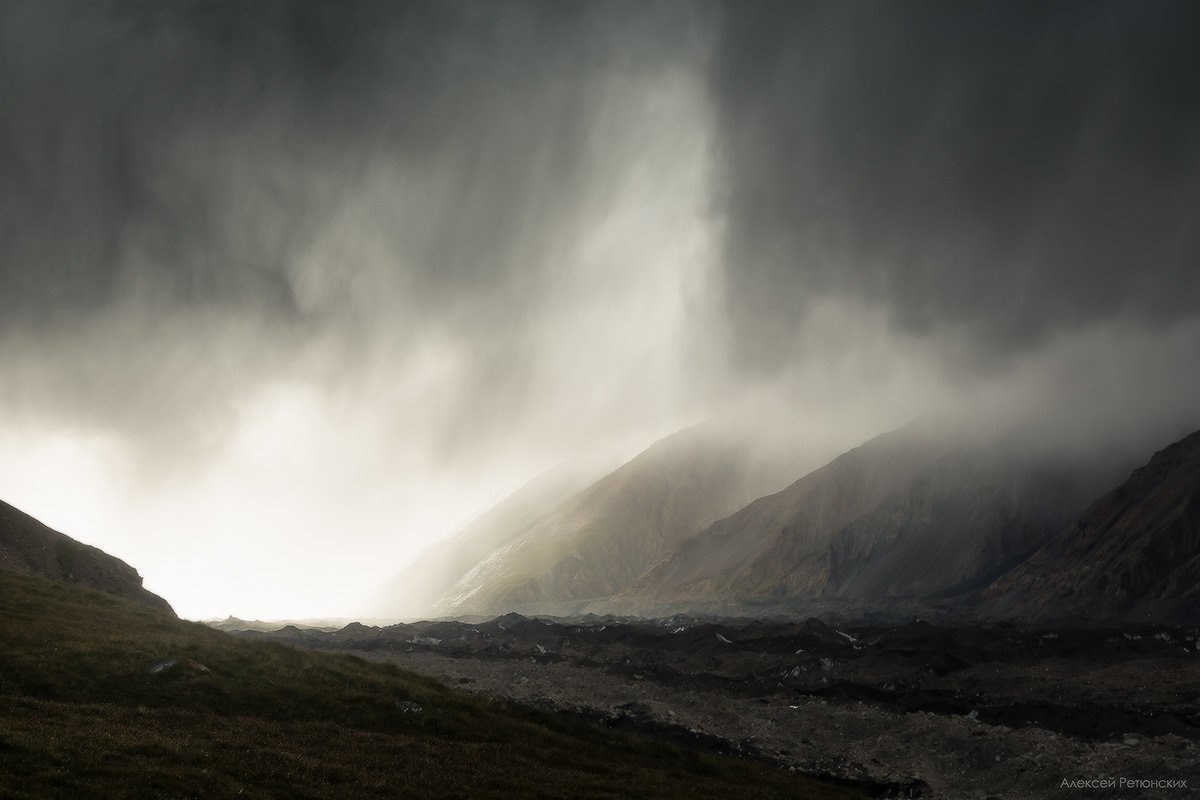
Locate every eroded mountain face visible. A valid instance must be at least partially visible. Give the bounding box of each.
[429,425,823,617]
[0,500,174,615]
[372,466,597,619]
[985,429,1200,622]
[385,415,1196,623]
[609,420,1129,617]
[234,612,1200,799]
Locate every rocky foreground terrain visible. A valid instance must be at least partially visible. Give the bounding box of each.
[237,615,1199,799]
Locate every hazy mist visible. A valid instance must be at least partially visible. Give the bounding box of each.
[2,0,1197,619]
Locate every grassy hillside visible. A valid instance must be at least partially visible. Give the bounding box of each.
[0,570,859,799]
[0,500,173,614]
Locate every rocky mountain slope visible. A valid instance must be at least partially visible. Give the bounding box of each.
[392,417,1195,623]
[984,429,1200,621]
[820,447,1115,600]
[432,425,817,617]
[373,467,594,618]
[0,499,173,614]
[609,421,1127,617]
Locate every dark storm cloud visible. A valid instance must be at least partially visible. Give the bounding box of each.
[0,0,731,617]
[0,0,617,319]
[708,0,1200,373]
[3,0,1196,451]
[0,0,711,453]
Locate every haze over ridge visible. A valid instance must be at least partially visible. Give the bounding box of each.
[1,0,1197,618]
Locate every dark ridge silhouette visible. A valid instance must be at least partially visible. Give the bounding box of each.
[985,429,1200,622]
[0,499,174,615]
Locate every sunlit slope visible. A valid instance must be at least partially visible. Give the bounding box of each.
[0,499,173,615]
[0,570,859,799]
[435,425,815,616]
[985,428,1200,621]
[374,466,594,617]
[614,420,1125,615]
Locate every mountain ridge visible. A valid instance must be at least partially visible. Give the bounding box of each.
[381,419,1196,624]
[373,466,595,618]
[982,428,1200,622]
[431,424,822,617]
[0,499,174,615]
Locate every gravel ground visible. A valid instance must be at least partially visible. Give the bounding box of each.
[350,647,1197,799]
[236,617,1199,798]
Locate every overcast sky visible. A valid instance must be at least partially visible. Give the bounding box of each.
[2,0,1198,619]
